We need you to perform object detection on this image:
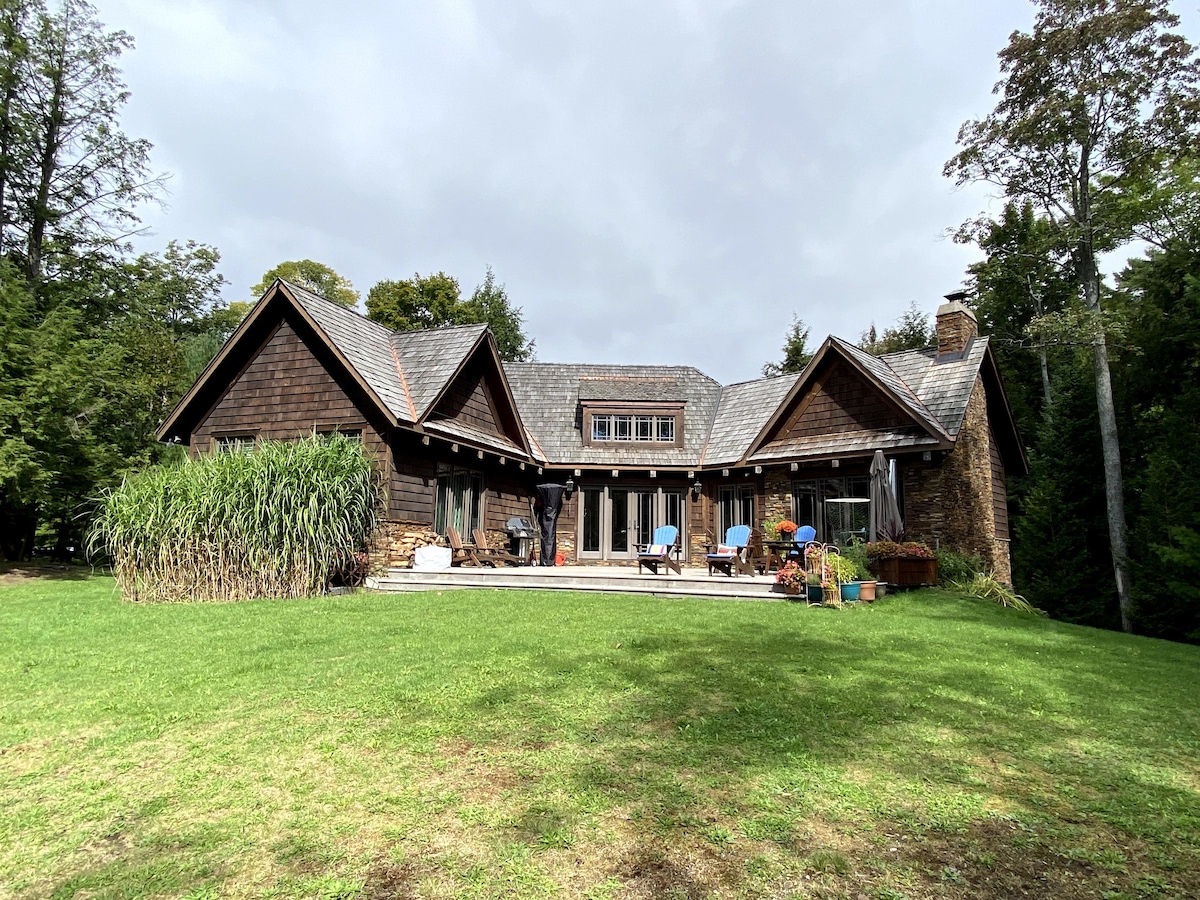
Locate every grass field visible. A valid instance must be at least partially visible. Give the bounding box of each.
[1,570,1198,900]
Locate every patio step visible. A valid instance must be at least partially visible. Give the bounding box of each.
[368,565,790,601]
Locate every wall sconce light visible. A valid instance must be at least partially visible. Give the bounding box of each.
[692,480,702,499]
[564,476,576,497]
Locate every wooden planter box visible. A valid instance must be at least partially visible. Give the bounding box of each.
[872,557,938,587]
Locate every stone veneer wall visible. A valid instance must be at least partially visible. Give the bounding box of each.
[762,470,792,526]
[903,378,1013,583]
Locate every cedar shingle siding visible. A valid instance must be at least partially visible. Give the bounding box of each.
[159,280,1028,579]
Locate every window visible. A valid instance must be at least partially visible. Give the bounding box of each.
[434,464,485,537]
[316,427,362,442]
[590,413,678,443]
[791,476,869,543]
[215,435,256,454]
[577,485,686,560]
[717,486,754,537]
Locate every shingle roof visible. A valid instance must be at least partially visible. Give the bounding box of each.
[577,377,685,402]
[391,323,488,419]
[504,363,723,467]
[832,337,950,440]
[880,337,989,438]
[702,374,801,466]
[283,280,412,421]
[279,280,991,468]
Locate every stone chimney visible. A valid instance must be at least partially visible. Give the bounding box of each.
[936,291,977,358]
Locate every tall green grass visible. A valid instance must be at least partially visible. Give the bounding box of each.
[88,436,380,602]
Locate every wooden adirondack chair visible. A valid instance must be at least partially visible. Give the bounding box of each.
[446,526,486,567]
[636,525,681,575]
[472,528,524,566]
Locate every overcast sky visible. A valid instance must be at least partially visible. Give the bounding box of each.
[96,0,1200,384]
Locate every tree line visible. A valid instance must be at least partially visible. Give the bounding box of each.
[764,0,1200,643]
[0,0,531,561]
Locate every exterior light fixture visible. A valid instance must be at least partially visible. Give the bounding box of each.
[692,480,702,499]
[565,476,576,497]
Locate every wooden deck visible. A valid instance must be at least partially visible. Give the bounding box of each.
[369,564,794,601]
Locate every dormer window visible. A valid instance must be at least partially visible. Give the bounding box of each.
[581,402,684,448]
[590,413,675,443]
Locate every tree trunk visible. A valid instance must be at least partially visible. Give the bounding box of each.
[1039,346,1052,408]
[1080,251,1133,633]
[26,26,65,287]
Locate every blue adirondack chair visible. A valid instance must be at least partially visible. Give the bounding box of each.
[784,524,818,561]
[636,525,681,575]
[706,524,752,576]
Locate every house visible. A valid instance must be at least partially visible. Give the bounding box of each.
[158,280,1027,581]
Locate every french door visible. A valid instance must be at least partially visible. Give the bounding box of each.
[579,486,685,560]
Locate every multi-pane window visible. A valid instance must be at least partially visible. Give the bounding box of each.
[434,464,485,537]
[791,476,870,543]
[316,428,362,442]
[590,414,676,443]
[215,435,256,454]
[717,486,755,537]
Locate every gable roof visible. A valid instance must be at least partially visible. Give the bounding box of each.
[160,281,1022,473]
[391,323,490,420]
[701,374,802,466]
[158,280,532,459]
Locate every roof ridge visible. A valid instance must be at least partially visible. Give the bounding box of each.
[832,336,949,438]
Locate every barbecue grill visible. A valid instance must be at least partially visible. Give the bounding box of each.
[505,516,535,564]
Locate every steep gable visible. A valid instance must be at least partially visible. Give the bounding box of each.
[428,354,501,435]
[779,358,910,439]
[745,338,952,464]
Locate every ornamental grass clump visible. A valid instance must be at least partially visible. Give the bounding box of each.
[88,436,381,602]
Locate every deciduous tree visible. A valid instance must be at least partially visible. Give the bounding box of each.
[250,259,358,308]
[944,0,1200,633]
[367,267,534,361]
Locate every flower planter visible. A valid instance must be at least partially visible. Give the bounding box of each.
[840,582,861,602]
[783,583,802,599]
[872,557,937,587]
[859,580,877,601]
[806,584,823,603]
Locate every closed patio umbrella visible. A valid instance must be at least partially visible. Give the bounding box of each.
[869,450,903,542]
[535,483,566,566]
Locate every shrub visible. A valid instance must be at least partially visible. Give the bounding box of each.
[840,541,871,580]
[88,436,381,602]
[936,549,985,586]
[950,572,1043,615]
[865,540,935,560]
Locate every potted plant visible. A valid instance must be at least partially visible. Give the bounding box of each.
[777,519,799,540]
[865,540,938,587]
[827,554,859,601]
[775,560,805,597]
[804,569,823,603]
[840,541,876,600]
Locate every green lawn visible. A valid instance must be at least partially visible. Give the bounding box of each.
[1,572,1198,900]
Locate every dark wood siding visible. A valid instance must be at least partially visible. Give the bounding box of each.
[191,316,386,461]
[782,361,907,440]
[989,426,1009,540]
[429,357,501,435]
[388,430,537,526]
